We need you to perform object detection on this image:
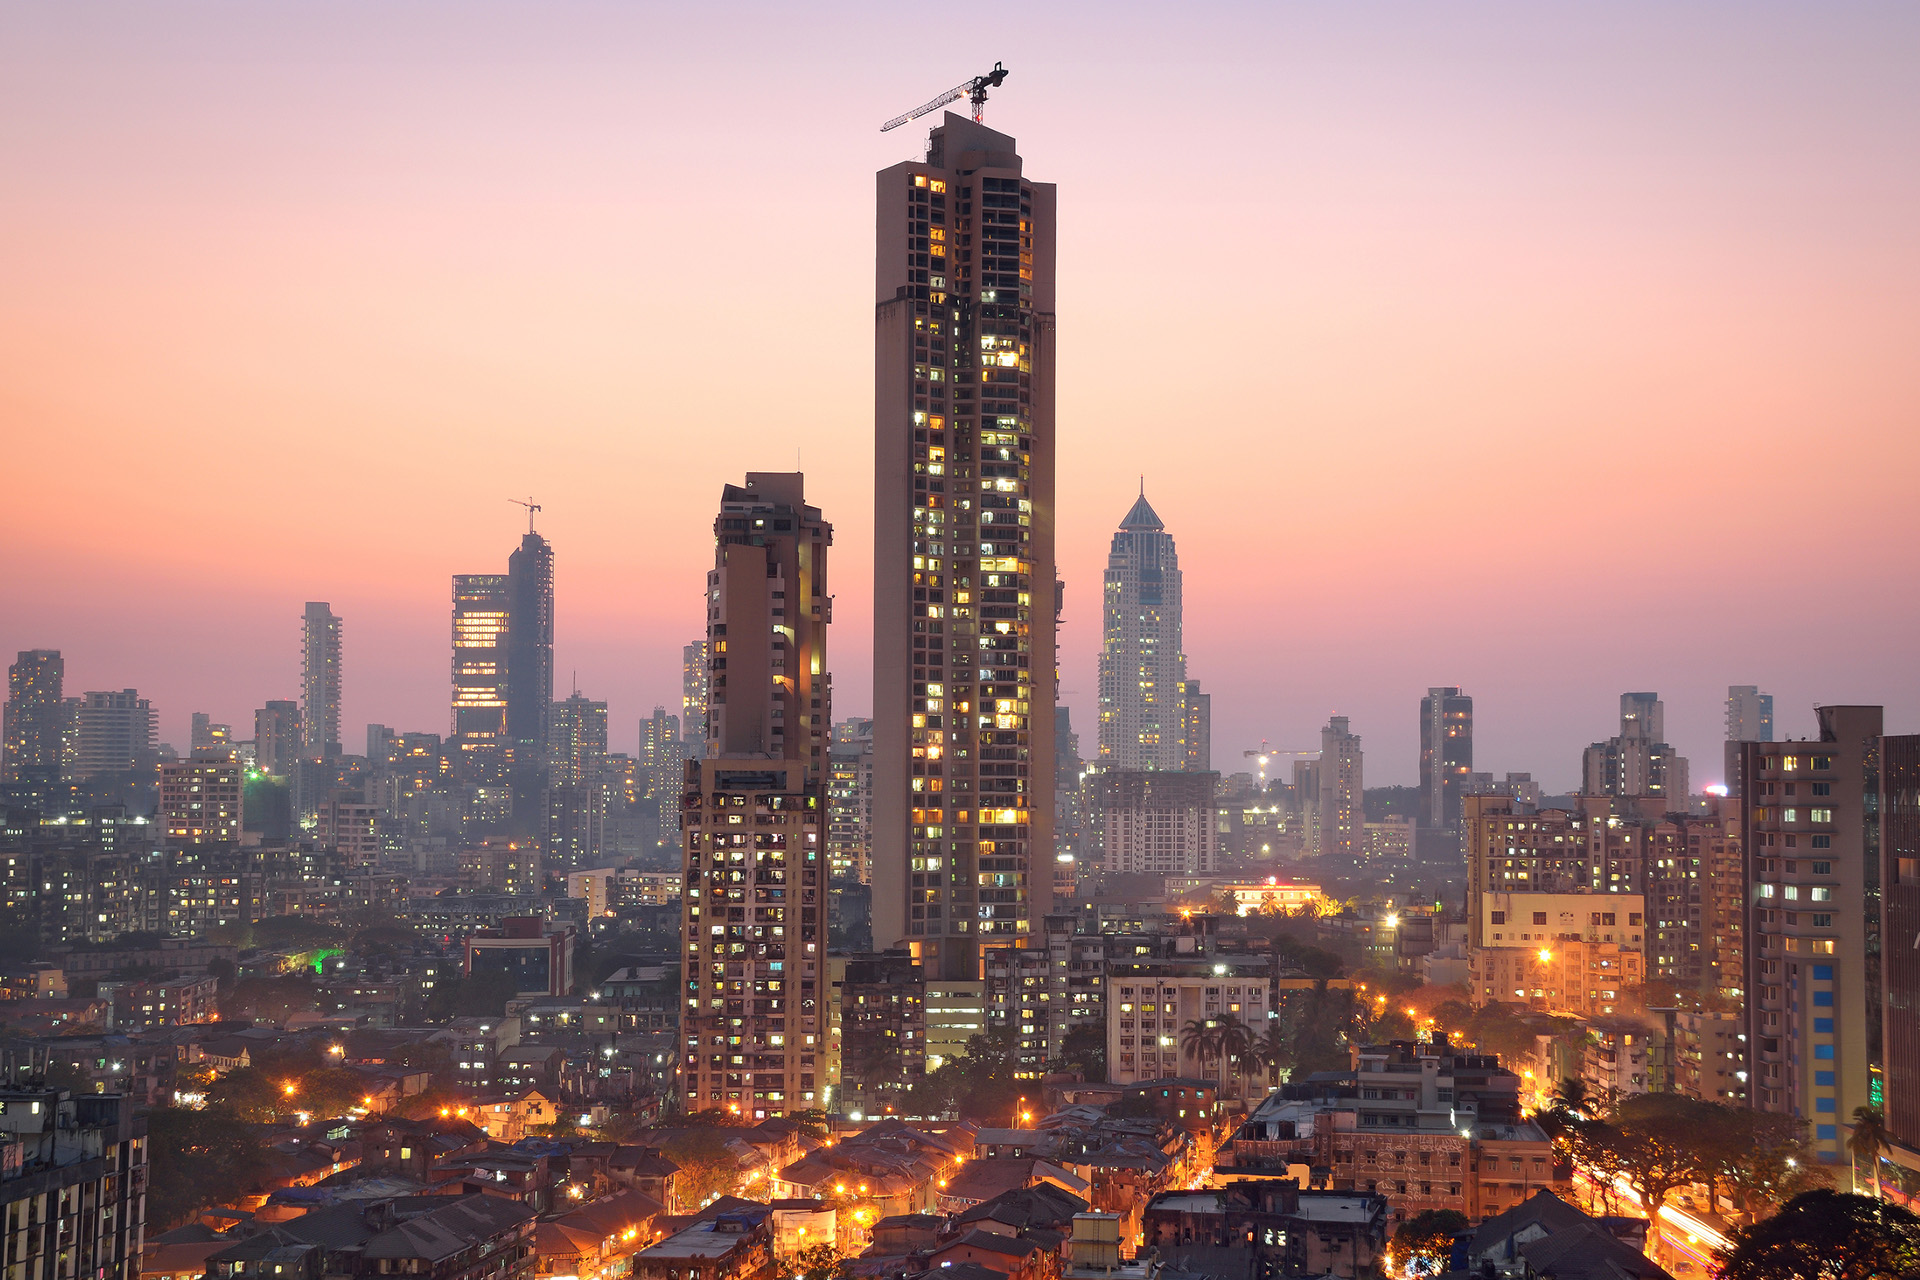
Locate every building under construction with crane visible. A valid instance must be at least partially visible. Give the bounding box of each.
[869,69,1059,982]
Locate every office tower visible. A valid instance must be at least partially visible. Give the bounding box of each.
[1179,681,1210,773]
[1742,705,1880,1168]
[506,530,555,826]
[73,691,156,779]
[1583,692,1689,803]
[680,473,832,1119]
[452,574,512,779]
[450,524,554,826]
[547,692,610,872]
[682,641,709,753]
[871,115,1057,976]
[1881,733,1920,1164]
[1098,770,1218,876]
[4,649,65,785]
[301,602,342,760]
[253,701,301,775]
[159,759,244,845]
[1418,687,1473,829]
[828,723,875,884]
[1318,715,1363,858]
[1097,489,1185,772]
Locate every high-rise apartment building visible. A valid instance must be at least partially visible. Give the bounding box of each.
[638,706,682,800]
[253,700,301,776]
[301,602,342,760]
[682,641,709,752]
[1317,715,1363,858]
[1419,687,1473,829]
[1098,770,1219,876]
[4,650,66,786]
[871,115,1057,977]
[1583,692,1689,803]
[680,474,832,1118]
[1179,681,1210,773]
[828,724,875,884]
[1725,685,1775,797]
[1880,733,1920,1167]
[159,759,244,845]
[73,691,156,780]
[451,527,555,829]
[1053,706,1086,906]
[1098,490,1186,772]
[1741,705,1881,1168]
[548,692,610,872]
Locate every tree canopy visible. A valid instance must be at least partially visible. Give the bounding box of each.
[1717,1189,1920,1280]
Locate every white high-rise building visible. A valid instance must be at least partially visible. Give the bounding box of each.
[1097,488,1186,772]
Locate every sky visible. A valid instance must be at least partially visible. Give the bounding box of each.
[3,2,1918,792]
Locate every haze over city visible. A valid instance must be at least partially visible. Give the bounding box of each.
[8,3,1919,788]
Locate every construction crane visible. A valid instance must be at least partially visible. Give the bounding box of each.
[508,496,541,533]
[1242,740,1318,786]
[880,61,1010,132]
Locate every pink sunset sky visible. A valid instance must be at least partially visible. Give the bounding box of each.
[4,3,1917,790]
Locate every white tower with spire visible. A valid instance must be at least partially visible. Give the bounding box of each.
[1097,484,1188,771]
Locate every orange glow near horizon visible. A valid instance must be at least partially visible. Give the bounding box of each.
[5,6,1919,781]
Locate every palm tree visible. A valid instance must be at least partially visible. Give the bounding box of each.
[1848,1105,1892,1199]
[1550,1076,1598,1121]
[1252,1025,1289,1090]
[1216,1015,1255,1099]
[1179,1018,1220,1082]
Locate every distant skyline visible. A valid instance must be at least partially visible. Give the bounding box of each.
[5,3,1918,790]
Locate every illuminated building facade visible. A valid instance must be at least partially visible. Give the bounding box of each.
[301,602,342,759]
[682,640,709,751]
[1583,691,1689,802]
[253,700,301,776]
[1098,769,1219,876]
[1741,706,1880,1167]
[871,114,1058,977]
[1098,489,1186,772]
[159,759,243,845]
[1880,732,1920,1167]
[1317,715,1363,859]
[680,473,832,1118]
[73,690,156,780]
[450,526,554,830]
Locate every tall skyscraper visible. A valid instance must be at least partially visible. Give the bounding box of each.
[548,691,609,871]
[301,602,342,760]
[1419,687,1474,829]
[871,115,1057,977]
[680,473,831,1118]
[1098,489,1185,772]
[1725,685,1776,797]
[1318,715,1363,859]
[1880,732,1920,1166]
[1742,706,1880,1168]
[450,525,555,829]
[1583,692,1689,802]
[73,690,156,779]
[506,531,555,826]
[451,574,512,780]
[4,650,65,785]
[638,706,682,800]
[682,641,710,754]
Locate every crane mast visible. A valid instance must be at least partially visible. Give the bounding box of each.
[880,61,1010,132]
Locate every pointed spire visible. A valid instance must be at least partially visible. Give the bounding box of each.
[1120,484,1164,531]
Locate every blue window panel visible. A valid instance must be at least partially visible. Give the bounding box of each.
[1815,1018,1834,1033]
[1817,1124,1839,1140]
[1813,991,1834,1007]
[1815,1045,1836,1059]
[1816,1071,1836,1086]
[1814,965,1834,980]
[1819,1150,1843,1164]
[1817,1097,1837,1112]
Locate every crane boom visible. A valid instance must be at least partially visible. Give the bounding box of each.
[880,62,1010,132]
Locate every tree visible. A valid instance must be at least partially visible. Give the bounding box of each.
[1849,1106,1892,1200]
[1252,1024,1289,1089]
[1391,1208,1470,1275]
[1179,1018,1220,1081]
[1717,1189,1920,1280]
[773,1243,851,1280]
[1053,1019,1108,1082]
[1610,1093,1717,1216]
[144,1106,275,1228]
[1216,1016,1254,1098]
[661,1126,745,1210]
[1549,1076,1598,1121]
